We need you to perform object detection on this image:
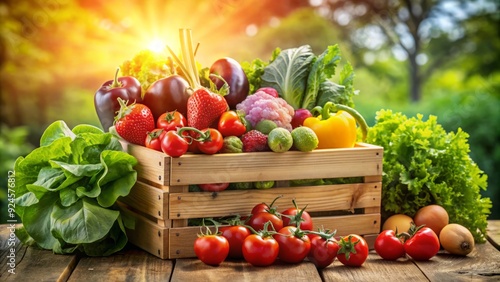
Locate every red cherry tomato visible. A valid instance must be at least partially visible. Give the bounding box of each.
[198,183,230,192]
[157,110,187,132]
[307,234,339,269]
[404,226,440,261]
[220,225,252,259]
[196,128,224,154]
[374,229,406,260]
[145,128,165,151]
[273,226,311,264]
[161,130,189,158]
[217,111,247,137]
[251,195,282,215]
[242,234,279,267]
[193,234,229,266]
[281,200,313,231]
[337,234,369,267]
[247,212,283,232]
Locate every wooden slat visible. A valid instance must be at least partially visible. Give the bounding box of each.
[120,206,169,259]
[119,181,167,220]
[171,259,322,282]
[169,183,381,219]
[169,144,383,185]
[313,213,380,236]
[121,141,170,186]
[68,249,173,282]
[321,252,429,282]
[415,243,500,281]
[0,224,79,281]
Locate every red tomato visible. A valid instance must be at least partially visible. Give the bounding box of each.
[251,195,282,215]
[196,128,224,154]
[145,128,165,151]
[337,234,369,267]
[157,110,187,132]
[199,183,230,192]
[247,212,283,232]
[217,110,247,137]
[273,226,311,264]
[161,130,189,158]
[307,234,339,269]
[374,230,406,260]
[242,234,279,266]
[220,225,251,259]
[193,234,229,266]
[404,226,440,261]
[281,200,313,231]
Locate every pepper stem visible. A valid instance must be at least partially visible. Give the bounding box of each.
[110,67,122,88]
[323,102,369,142]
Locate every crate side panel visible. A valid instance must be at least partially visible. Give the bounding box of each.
[119,181,167,220]
[169,146,383,185]
[121,141,170,186]
[312,213,381,236]
[119,205,169,259]
[169,182,381,219]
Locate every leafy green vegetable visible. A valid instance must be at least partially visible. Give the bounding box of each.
[261,45,315,109]
[366,110,491,242]
[15,120,137,256]
[253,44,356,110]
[120,49,175,94]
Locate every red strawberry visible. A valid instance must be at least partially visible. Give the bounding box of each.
[114,98,155,145]
[187,88,228,130]
[241,130,269,152]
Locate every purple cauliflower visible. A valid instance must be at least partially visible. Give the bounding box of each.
[236,90,295,131]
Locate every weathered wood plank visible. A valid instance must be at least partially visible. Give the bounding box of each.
[169,183,381,219]
[415,243,500,281]
[171,259,322,282]
[169,145,383,185]
[321,252,429,282]
[67,248,173,282]
[0,225,78,281]
[487,220,500,250]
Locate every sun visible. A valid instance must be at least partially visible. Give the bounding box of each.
[147,38,166,53]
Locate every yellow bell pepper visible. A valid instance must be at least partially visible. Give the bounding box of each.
[303,102,368,149]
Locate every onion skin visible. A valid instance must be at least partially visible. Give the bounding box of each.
[413,205,449,237]
[382,214,414,233]
[439,223,474,256]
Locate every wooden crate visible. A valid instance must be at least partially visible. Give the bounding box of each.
[118,142,383,259]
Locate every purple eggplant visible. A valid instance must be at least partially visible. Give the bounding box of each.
[209,57,249,109]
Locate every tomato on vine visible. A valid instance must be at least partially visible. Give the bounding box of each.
[219,216,251,259]
[217,110,248,137]
[281,199,313,231]
[307,228,339,269]
[404,223,440,261]
[145,128,165,151]
[374,229,406,260]
[193,221,229,266]
[337,234,369,267]
[273,226,311,264]
[161,130,189,157]
[242,222,279,267]
[157,110,187,132]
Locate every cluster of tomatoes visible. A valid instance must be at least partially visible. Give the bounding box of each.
[193,197,369,268]
[144,110,245,158]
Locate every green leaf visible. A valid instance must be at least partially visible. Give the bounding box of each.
[50,160,103,177]
[60,187,79,207]
[97,150,137,208]
[261,45,315,109]
[40,120,75,146]
[21,192,60,250]
[50,198,120,244]
[72,124,104,135]
[303,45,341,110]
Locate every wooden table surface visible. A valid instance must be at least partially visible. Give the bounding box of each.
[1,221,499,281]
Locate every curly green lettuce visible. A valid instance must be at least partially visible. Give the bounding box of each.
[366,109,491,242]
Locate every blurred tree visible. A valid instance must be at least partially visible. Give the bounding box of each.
[312,0,499,102]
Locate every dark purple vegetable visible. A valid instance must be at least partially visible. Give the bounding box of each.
[210,57,249,109]
[143,74,191,120]
[94,68,142,131]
